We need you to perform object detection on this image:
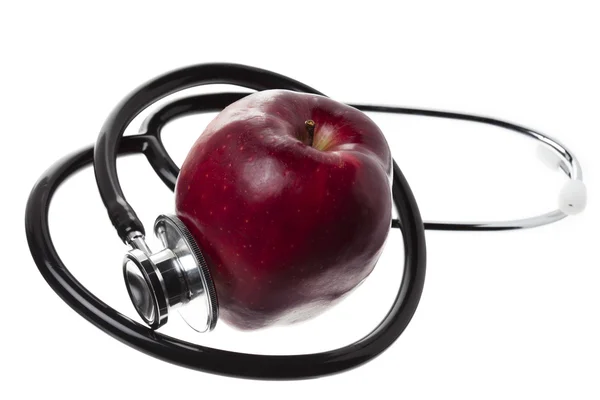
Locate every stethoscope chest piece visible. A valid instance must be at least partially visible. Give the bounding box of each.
[123,214,218,332]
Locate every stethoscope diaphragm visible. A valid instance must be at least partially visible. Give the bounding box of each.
[123,214,218,332]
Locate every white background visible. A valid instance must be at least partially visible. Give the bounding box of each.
[1,1,599,398]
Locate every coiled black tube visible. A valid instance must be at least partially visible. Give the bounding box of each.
[25,64,427,379]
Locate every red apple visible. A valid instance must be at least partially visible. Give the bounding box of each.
[175,90,392,330]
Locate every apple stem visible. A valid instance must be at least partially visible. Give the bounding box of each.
[305,120,315,147]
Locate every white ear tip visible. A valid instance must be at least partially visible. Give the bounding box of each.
[537,144,561,170]
[559,180,587,215]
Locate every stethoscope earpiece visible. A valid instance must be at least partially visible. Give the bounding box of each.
[123,214,218,332]
[559,180,587,215]
[536,144,587,216]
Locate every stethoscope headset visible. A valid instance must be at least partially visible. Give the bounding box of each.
[25,63,586,380]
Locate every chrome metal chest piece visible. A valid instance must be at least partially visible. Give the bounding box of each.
[123,214,218,332]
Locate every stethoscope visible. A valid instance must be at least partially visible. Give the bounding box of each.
[25,63,586,380]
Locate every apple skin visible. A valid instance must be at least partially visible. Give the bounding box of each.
[175,89,392,330]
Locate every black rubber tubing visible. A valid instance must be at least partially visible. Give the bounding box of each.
[25,63,427,379]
